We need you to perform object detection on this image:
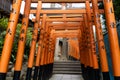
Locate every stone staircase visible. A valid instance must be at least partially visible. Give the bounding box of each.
[53,61,82,74]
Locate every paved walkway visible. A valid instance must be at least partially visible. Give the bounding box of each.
[49,74,84,80]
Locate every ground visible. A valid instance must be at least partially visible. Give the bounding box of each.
[49,74,84,80]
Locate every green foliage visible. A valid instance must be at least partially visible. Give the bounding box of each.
[98,1,120,33]
[0,18,8,31]
[0,18,32,62]
[11,23,22,62]
[24,27,32,57]
[113,0,120,21]
[98,1,120,21]
[98,2,104,9]
[0,18,8,54]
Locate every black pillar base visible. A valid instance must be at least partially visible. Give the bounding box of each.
[49,63,53,78]
[81,64,85,79]
[46,64,51,79]
[37,63,53,80]
[42,65,47,80]
[102,72,110,80]
[0,73,6,80]
[13,71,21,80]
[84,66,89,80]
[26,68,32,80]
[33,66,39,80]
[94,69,100,80]
[114,77,120,80]
[38,65,44,80]
[87,67,96,80]
[81,64,89,80]
[42,64,50,80]
[81,64,97,80]
[47,63,53,79]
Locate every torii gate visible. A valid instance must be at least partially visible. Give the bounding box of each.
[0,0,119,80]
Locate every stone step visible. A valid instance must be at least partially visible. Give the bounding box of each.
[53,61,81,74]
[53,65,81,68]
[54,61,80,63]
[53,71,82,74]
[53,68,81,71]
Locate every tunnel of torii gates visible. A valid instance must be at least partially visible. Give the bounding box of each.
[0,0,120,80]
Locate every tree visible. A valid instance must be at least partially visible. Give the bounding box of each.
[99,0,120,21]
[0,18,32,63]
[113,0,120,21]
[0,18,8,54]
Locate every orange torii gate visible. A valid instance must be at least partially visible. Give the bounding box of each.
[51,29,80,38]
[0,0,120,80]
[31,0,103,3]
[68,39,80,60]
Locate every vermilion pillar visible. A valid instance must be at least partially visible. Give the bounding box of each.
[39,14,47,67]
[33,23,42,80]
[0,0,22,80]
[85,2,95,79]
[43,37,49,80]
[39,31,46,80]
[45,25,52,79]
[78,28,82,61]
[13,0,32,80]
[103,0,120,79]
[38,14,47,80]
[48,27,54,78]
[48,38,53,64]
[84,13,100,80]
[41,21,49,80]
[80,20,88,80]
[91,0,110,80]
[79,23,85,64]
[38,29,45,80]
[79,23,84,65]
[84,13,94,80]
[43,28,49,67]
[51,37,56,63]
[26,1,42,80]
[85,17,92,68]
[46,24,51,66]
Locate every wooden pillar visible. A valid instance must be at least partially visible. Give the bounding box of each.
[91,0,110,79]
[44,22,50,66]
[48,29,54,76]
[39,14,47,66]
[49,34,56,65]
[38,14,47,80]
[47,25,52,66]
[84,17,90,68]
[49,37,53,64]
[37,29,45,80]
[33,21,50,80]
[0,0,22,80]
[52,37,56,63]
[12,0,32,80]
[83,14,94,80]
[86,20,92,68]
[78,28,82,60]
[26,1,42,80]
[33,22,42,80]
[45,25,52,78]
[80,20,89,80]
[86,1,100,80]
[42,22,50,80]
[79,23,84,64]
[103,0,120,79]
[78,28,81,60]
